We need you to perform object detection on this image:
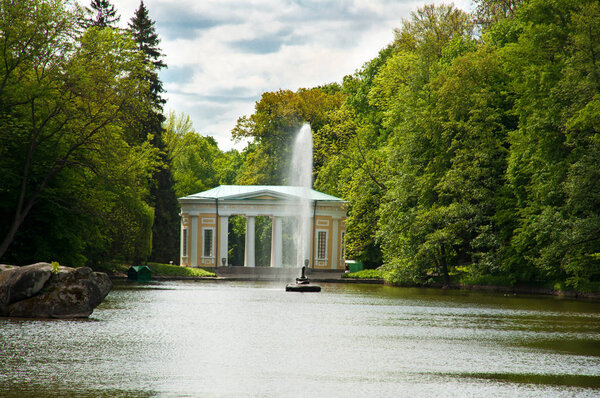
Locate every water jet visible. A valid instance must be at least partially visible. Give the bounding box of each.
[285,124,321,292]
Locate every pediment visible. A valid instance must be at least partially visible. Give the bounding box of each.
[179,185,346,203]
[250,195,280,200]
[231,190,296,201]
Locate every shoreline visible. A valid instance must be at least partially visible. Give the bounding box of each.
[108,274,600,300]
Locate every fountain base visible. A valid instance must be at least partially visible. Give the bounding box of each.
[285,283,321,292]
[285,265,320,292]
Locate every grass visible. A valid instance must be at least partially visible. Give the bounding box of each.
[146,262,215,277]
[94,261,215,278]
[341,269,383,279]
[94,262,129,275]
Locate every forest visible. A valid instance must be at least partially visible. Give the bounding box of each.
[1,0,599,292]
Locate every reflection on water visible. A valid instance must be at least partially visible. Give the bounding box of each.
[1,281,599,397]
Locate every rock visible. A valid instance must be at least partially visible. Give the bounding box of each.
[0,262,52,305]
[0,263,112,318]
[0,264,16,272]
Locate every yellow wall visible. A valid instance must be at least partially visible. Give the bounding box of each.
[198,214,216,267]
[338,218,346,269]
[313,215,333,269]
[181,213,346,270]
[217,215,227,267]
[180,213,191,266]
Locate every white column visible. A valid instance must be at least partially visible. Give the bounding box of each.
[244,216,255,267]
[219,216,228,266]
[270,216,283,267]
[190,215,198,267]
[332,218,339,269]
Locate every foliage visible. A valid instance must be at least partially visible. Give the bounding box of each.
[474,0,523,27]
[50,261,60,274]
[0,0,161,266]
[93,261,129,275]
[4,0,600,293]
[128,0,165,104]
[163,111,234,197]
[234,1,600,292]
[500,0,600,290]
[83,0,120,28]
[232,87,345,185]
[127,2,180,264]
[227,215,246,266]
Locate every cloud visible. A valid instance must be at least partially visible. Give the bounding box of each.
[109,0,474,150]
[230,36,286,55]
[160,65,197,85]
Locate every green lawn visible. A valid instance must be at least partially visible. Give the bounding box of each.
[146,262,215,277]
[341,269,383,279]
[94,261,215,278]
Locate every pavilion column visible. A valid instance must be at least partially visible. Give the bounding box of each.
[219,216,228,267]
[190,215,198,267]
[244,216,255,267]
[270,216,283,267]
[332,218,339,269]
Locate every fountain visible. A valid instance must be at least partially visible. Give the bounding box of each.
[285,124,321,292]
[286,260,321,292]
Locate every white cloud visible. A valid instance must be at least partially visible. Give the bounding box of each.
[107,0,474,150]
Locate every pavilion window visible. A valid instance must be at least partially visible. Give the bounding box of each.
[182,228,188,257]
[203,228,214,257]
[317,230,327,260]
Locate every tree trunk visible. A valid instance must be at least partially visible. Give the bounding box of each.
[440,244,450,288]
[0,213,26,260]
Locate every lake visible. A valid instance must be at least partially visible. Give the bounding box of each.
[1,281,599,397]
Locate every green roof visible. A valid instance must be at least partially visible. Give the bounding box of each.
[179,185,345,202]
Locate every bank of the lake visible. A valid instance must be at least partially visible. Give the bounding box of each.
[342,269,600,300]
[95,262,216,279]
[102,263,600,301]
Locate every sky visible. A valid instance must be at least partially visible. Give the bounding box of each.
[107,0,473,150]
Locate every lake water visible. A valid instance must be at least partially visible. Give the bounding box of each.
[1,281,599,397]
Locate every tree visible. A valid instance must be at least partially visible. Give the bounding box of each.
[474,0,523,27]
[83,0,120,29]
[359,3,476,281]
[128,1,179,263]
[129,0,165,104]
[222,0,600,291]
[163,110,229,197]
[312,47,399,267]
[0,1,158,264]
[502,0,600,289]
[232,87,345,185]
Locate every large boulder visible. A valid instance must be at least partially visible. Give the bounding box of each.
[0,263,112,318]
[0,263,52,305]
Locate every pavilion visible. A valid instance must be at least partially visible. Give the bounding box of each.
[178,185,347,269]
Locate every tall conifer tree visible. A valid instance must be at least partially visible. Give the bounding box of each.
[84,0,120,28]
[129,1,180,263]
